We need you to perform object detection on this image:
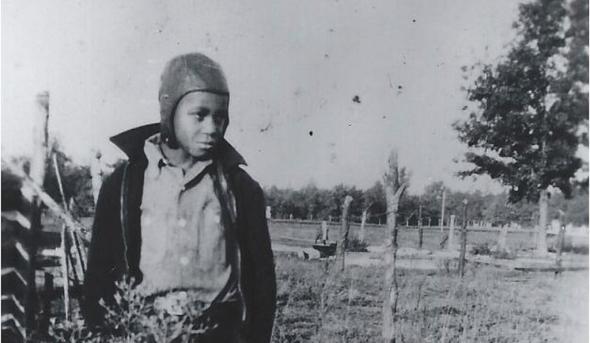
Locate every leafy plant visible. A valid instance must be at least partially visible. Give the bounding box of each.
[48,281,213,342]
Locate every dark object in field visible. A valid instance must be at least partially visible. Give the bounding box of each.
[312,242,337,258]
[470,243,492,255]
[346,238,368,252]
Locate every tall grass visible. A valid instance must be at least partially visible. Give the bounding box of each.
[272,253,583,342]
[46,252,586,342]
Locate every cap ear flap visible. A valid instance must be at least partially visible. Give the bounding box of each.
[160,115,179,149]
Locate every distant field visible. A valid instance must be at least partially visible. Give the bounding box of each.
[268,220,539,251]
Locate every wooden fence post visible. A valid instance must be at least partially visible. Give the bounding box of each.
[418,203,423,250]
[359,206,370,243]
[458,199,468,278]
[27,91,50,336]
[382,150,408,343]
[555,224,565,273]
[497,224,508,254]
[338,196,353,271]
[30,91,50,185]
[439,188,446,233]
[321,220,329,242]
[447,214,456,251]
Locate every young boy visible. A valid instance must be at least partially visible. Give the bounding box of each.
[83,53,276,342]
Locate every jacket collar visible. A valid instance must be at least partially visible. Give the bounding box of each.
[109,123,247,169]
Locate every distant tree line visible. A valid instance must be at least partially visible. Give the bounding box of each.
[264,181,588,227]
[3,140,587,227]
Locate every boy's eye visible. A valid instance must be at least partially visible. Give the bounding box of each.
[190,110,208,119]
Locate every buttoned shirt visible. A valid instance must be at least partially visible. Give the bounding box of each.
[137,134,241,310]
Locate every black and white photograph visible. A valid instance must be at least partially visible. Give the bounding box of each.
[1,0,588,342]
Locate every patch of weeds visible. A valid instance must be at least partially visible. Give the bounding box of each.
[470,242,492,255]
[346,238,368,252]
[48,281,212,342]
[492,249,517,260]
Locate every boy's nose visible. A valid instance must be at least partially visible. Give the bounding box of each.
[201,116,221,136]
[202,117,215,132]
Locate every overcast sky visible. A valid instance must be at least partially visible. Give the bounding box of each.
[2,0,528,194]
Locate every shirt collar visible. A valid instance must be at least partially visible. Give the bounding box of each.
[143,133,213,183]
[110,123,247,169]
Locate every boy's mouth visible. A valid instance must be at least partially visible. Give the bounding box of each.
[197,141,216,149]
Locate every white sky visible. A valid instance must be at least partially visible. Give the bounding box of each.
[2,0,527,194]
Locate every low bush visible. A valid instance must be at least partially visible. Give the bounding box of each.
[346,238,368,252]
[47,281,212,342]
[470,242,492,256]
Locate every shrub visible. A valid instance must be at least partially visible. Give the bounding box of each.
[48,281,213,342]
[470,242,492,256]
[346,238,368,252]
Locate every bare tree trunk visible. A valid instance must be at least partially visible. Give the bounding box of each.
[382,150,407,343]
[537,190,549,256]
[338,196,353,271]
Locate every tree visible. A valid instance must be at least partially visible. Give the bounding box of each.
[363,181,387,224]
[44,139,94,217]
[453,0,588,255]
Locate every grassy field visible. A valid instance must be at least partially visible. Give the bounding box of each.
[33,217,588,342]
[269,220,539,251]
[272,252,588,343]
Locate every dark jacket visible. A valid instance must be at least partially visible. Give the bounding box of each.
[83,123,276,343]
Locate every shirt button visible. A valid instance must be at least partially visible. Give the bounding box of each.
[177,218,187,227]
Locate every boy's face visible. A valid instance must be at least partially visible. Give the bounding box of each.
[173,91,229,160]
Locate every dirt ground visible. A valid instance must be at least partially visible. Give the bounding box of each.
[547,270,589,343]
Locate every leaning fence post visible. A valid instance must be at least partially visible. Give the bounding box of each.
[458,199,468,278]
